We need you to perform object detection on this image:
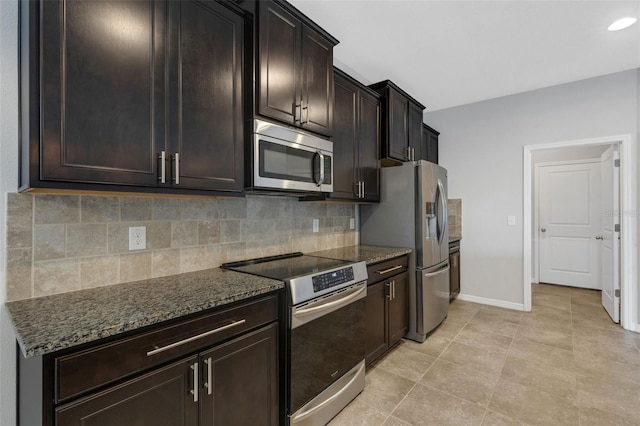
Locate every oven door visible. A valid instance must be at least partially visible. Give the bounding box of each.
[289,282,366,417]
[253,133,333,193]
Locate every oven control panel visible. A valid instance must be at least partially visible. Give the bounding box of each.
[312,267,354,292]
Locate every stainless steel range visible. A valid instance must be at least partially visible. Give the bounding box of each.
[223,253,368,426]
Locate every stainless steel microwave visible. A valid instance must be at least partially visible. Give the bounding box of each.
[248,119,333,193]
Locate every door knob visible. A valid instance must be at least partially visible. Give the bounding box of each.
[595,235,604,240]
[540,228,546,232]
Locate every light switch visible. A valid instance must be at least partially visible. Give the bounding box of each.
[507,216,516,226]
[312,218,319,233]
[349,218,355,230]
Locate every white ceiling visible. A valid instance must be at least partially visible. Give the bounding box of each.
[288,0,640,111]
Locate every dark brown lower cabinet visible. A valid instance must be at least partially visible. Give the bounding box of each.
[56,356,199,426]
[365,255,409,367]
[200,325,279,426]
[18,295,280,426]
[55,324,278,426]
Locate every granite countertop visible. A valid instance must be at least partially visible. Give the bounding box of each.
[6,268,283,358]
[309,245,412,265]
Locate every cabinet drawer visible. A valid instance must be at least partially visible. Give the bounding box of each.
[367,256,409,285]
[55,295,278,403]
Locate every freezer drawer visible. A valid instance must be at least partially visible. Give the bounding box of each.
[415,261,449,342]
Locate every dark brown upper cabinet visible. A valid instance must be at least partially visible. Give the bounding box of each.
[328,68,380,202]
[368,80,425,166]
[256,0,337,137]
[422,123,440,164]
[20,0,245,195]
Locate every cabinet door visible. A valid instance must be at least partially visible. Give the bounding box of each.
[408,102,424,161]
[300,25,334,136]
[56,356,199,426]
[365,280,387,366]
[40,0,165,186]
[331,73,358,200]
[388,271,409,347]
[387,89,409,162]
[427,130,439,164]
[167,0,244,191]
[200,324,279,426]
[258,1,301,125]
[358,90,381,202]
[421,124,430,162]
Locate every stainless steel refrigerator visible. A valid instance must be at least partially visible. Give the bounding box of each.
[361,160,449,342]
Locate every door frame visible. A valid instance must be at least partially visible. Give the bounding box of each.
[533,158,601,286]
[523,135,638,332]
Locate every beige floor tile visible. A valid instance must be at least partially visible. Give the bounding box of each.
[508,337,575,372]
[573,338,640,367]
[481,409,532,426]
[577,406,640,426]
[356,367,416,413]
[532,292,572,312]
[572,326,639,351]
[489,378,579,426]
[376,344,436,383]
[477,305,524,322]
[463,310,521,338]
[392,383,486,426]
[525,304,573,323]
[571,310,620,331]
[440,341,507,376]
[574,351,640,388]
[382,416,412,426]
[420,358,499,406]
[402,332,455,359]
[435,316,469,334]
[455,326,513,353]
[500,356,577,402]
[515,322,573,351]
[534,283,574,296]
[328,396,389,426]
[577,374,640,420]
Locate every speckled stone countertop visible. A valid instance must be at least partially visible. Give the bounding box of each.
[6,268,283,358]
[309,245,412,265]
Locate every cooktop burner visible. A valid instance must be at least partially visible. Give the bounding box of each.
[222,252,368,305]
[222,252,351,281]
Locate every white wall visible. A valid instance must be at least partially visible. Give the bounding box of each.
[425,70,638,307]
[0,0,19,424]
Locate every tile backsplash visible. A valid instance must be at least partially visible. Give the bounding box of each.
[448,198,462,238]
[6,193,357,301]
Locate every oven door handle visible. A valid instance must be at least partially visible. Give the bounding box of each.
[291,283,366,328]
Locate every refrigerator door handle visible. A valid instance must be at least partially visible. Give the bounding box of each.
[423,264,450,278]
[437,180,448,244]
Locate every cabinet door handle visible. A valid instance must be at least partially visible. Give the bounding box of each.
[375,265,403,275]
[204,357,213,396]
[146,319,246,356]
[406,146,411,161]
[386,282,392,300]
[392,280,396,300]
[173,152,180,185]
[158,151,166,183]
[190,362,199,403]
[361,181,365,198]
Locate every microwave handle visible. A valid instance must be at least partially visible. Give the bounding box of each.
[313,151,325,186]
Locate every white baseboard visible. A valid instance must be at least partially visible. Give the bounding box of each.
[625,322,640,333]
[456,293,526,312]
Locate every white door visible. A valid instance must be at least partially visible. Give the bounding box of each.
[600,146,620,322]
[538,162,601,288]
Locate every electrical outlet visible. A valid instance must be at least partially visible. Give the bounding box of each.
[507,216,516,226]
[312,218,319,233]
[349,218,355,230]
[129,226,147,250]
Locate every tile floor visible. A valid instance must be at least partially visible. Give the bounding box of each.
[329,283,640,425]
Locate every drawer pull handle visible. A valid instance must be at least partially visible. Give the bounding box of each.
[146,319,247,356]
[376,265,403,275]
[190,362,199,403]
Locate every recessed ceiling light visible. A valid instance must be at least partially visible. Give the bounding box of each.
[608,17,637,31]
